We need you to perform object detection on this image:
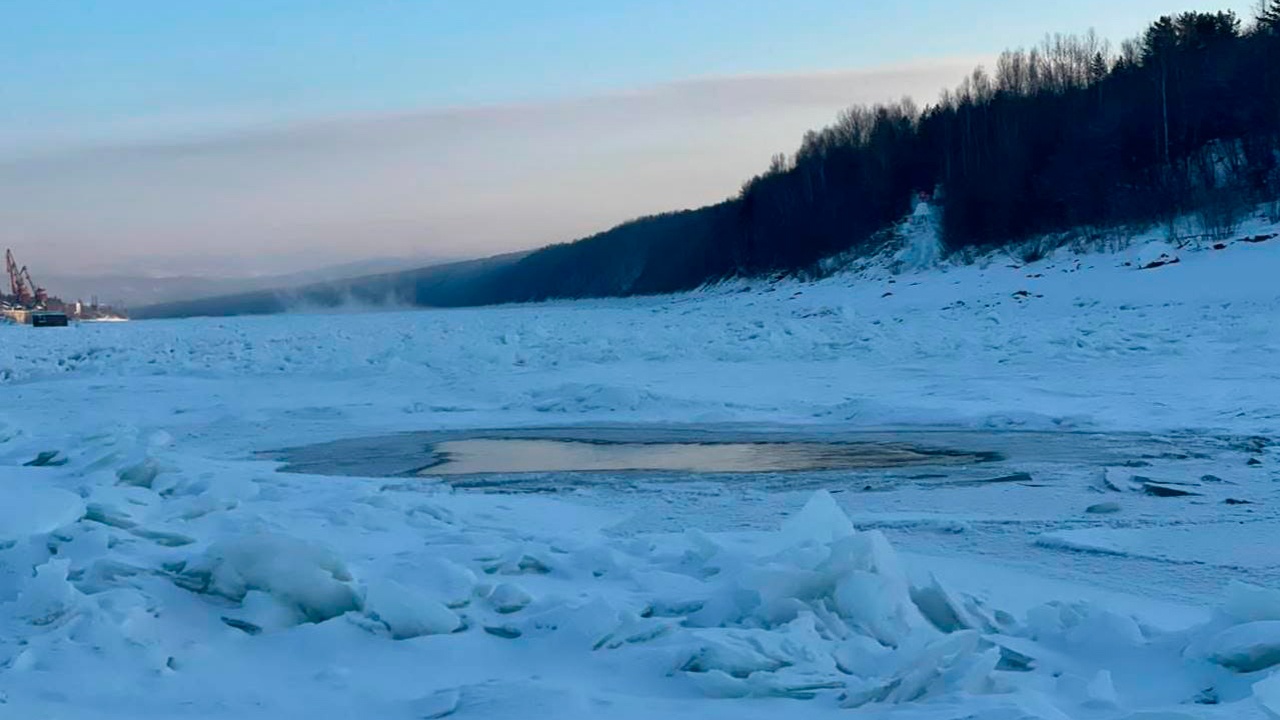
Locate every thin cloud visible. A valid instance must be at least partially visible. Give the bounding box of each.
[1,57,985,276]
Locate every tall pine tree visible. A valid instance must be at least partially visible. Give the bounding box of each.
[1261,0,1280,33]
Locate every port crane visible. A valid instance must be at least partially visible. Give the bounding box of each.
[5,248,48,309]
[3,248,124,325]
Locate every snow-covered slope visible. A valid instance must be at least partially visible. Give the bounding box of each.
[1,216,1279,719]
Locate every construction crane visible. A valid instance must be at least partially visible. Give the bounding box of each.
[5,248,48,309]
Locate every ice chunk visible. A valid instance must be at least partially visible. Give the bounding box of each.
[782,490,854,546]
[835,571,915,646]
[483,547,554,575]
[910,574,973,633]
[841,630,996,707]
[686,669,751,699]
[602,616,677,650]
[825,531,909,589]
[1205,621,1280,673]
[678,630,789,678]
[411,688,460,719]
[1222,581,1280,624]
[363,579,460,639]
[176,533,360,624]
[47,523,111,573]
[147,430,174,448]
[1095,468,1131,493]
[420,557,477,608]
[414,682,590,718]
[1064,607,1145,649]
[530,596,627,645]
[23,450,65,467]
[824,530,923,645]
[0,481,85,540]
[84,502,138,529]
[1084,670,1120,708]
[116,459,162,488]
[990,635,1075,675]
[483,625,521,639]
[487,582,532,614]
[9,559,80,627]
[739,565,826,627]
[1255,671,1280,719]
[76,558,149,595]
[226,590,306,633]
[832,634,894,678]
[132,526,196,547]
[1141,482,1199,498]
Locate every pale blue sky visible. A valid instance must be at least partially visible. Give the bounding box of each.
[2,0,1257,151]
[0,0,1260,276]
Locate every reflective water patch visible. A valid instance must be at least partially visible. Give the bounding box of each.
[417,438,991,476]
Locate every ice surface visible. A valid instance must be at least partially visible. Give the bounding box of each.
[1,214,1279,718]
[412,688,461,718]
[1037,525,1280,569]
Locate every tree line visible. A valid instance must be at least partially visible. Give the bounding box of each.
[502,5,1280,301]
[740,6,1280,269]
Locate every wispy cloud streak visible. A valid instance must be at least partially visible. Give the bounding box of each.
[1,58,984,276]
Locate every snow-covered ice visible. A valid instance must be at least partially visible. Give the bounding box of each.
[2,216,1280,718]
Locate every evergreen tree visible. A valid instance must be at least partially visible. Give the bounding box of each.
[1088,52,1109,84]
[1260,0,1280,33]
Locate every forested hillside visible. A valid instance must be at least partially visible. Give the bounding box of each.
[138,6,1280,318]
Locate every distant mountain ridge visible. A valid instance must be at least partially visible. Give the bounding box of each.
[132,252,532,318]
[43,256,448,309]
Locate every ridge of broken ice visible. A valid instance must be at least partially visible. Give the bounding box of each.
[3,423,1280,719]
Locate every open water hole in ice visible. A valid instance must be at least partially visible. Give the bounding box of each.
[263,425,1238,491]
[264,426,1020,479]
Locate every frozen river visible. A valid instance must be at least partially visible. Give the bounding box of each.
[2,223,1279,719]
